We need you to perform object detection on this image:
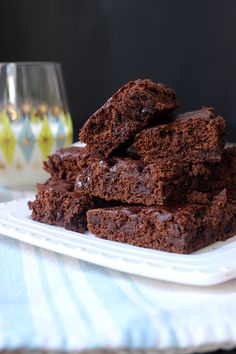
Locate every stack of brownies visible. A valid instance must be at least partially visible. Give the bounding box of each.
[29,79,236,254]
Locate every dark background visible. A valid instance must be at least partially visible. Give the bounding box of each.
[1,0,236,142]
[1,1,236,353]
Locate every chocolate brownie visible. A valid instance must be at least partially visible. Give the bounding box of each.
[75,145,236,207]
[43,146,98,180]
[28,178,96,232]
[132,107,226,164]
[75,156,210,206]
[79,79,179,157]
[87,190,236,254]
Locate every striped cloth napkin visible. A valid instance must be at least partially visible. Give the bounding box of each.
[0,188,236,354]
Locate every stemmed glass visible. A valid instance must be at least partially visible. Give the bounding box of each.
[0,62,73,188]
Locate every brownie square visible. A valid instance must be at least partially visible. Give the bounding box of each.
[75,145,236,207]
[132,107,226,164]
[79,79,179,157]
[87,190,236,254]
[75,156,206,206]
[28,178,97,232]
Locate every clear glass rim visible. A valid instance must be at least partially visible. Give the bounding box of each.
[0,62,61,67]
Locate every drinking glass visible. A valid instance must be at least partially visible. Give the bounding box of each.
[0,62,73,188]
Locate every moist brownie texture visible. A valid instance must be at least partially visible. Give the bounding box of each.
[132,107,226,164]
[79,79,179,157]
[87,190,236,254]
[75,156,214,206]
[43,146,98,180]
[28,178,97,232]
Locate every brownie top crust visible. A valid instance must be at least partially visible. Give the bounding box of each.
[52,146,87,158]
[45,146,94,164]
[174,106,215,122]
[36,177,75,193]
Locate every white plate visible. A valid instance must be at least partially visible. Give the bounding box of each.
[1,198,236,286]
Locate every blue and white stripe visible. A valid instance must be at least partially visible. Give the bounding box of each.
[0,190,236,352]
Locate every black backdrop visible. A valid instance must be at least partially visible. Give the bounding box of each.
[1,0,236,143]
